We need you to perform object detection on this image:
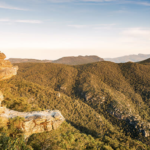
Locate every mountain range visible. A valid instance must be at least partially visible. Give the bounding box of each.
[105,54,150,63]
[8,54,150,65]
[8,58,52,63]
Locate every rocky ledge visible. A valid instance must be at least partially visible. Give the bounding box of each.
[0,52,65,138]
[0,52,18,81]
[0,108,65,138]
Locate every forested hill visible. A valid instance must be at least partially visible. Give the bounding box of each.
[52,55,104,65]
[138,58,150,65]
[8,58,52,63]
[1,59,150,149]
[9,55,104,65]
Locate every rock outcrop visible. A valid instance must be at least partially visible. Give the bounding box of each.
[0,52,65,138]
[83,91,150,137]
[0,53,6,60]
[0,52,18,106]
[107,101,150,137]
[0,52,18,82]
[127,116,150,137]
[0,109,65,138]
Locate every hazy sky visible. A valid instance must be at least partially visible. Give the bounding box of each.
[0,0,150,59]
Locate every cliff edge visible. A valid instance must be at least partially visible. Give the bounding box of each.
[0,52,18,81]
[0,52,65,138]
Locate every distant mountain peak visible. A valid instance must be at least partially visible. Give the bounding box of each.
[52,55,104,65]
[105,54,150,63]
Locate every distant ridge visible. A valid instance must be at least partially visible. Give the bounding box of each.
[8,58,52,63]
[138,58,150,64]
[105,54,150,63]
[8,54,150,64]
[52,55,104,65]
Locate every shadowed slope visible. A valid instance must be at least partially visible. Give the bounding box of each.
[138,58,150,65]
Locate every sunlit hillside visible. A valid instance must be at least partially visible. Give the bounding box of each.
[0,60,150,149]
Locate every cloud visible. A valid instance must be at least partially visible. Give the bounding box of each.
[82,0,150,6]
[68,24,87,28]
[0,19,42,24]
[136,1,150,6]
[5,0,150,6]
[0,3,28,10]
[0,19,10,22]
[113,8,130,13]
[68,23,116,30]
[122,28,150,39]
[47,0,74,2]
[46,0,150,5]
[94,23,116,30]
[16,20,42,24]
[82,0,114,2]
[116,0,150,6]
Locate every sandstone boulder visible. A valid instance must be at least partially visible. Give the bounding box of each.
[0,52,6,60]
[0,52,18,81]
[0,60,12,68]
[46,121,53,131]
[0,66,18,81]
[34,115,47,125]
[32,124,45,133]
[0,109,65,138]
[23,119,35,133]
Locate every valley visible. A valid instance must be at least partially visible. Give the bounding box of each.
[1,54,150,149]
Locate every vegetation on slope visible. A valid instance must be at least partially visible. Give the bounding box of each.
[1,59,150,149]
[138,58,150,65]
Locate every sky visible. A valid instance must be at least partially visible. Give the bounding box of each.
[0,0,150,60]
